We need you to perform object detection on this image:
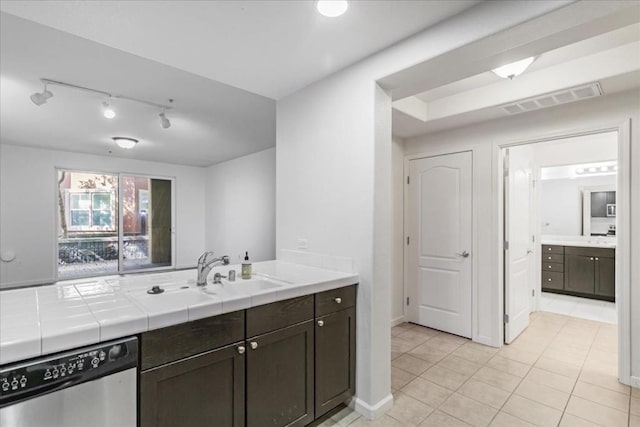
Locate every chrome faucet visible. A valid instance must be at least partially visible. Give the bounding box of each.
[197,251,230,286]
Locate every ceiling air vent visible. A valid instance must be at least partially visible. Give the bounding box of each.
[501,82,602,115]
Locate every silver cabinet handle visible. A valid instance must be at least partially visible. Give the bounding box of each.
[237,346,245,354]
[456,251,470,258]
[250,341,258,350]
[335,297,342,304]
[548,266,552,269]
[548,278,552,281]
[590,257,594,261]
[548,256,552,260]
[317,320,324,327]
[595,257,599,261]
[548,248,552,251]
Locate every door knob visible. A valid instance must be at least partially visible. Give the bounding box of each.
[317,320,324,327]
[456,251,470,258]
[250,342,258,350]
[237,346,245,354]
[334,297,342,304]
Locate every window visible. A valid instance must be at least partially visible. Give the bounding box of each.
[57,170,174,280]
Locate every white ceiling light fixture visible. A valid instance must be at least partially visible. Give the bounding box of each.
[112,136,138,149]
[30,81,53,106]
[102,101,116,119]
[316,0,348,17]
[492,56,535,80]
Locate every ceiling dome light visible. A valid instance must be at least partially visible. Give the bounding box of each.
[159,112,171,129]
[316,0,348,17]
[112,137,138,149]
[492,57,536,80]
[102,101,116,119]
[576,167,584,174]
[588,167,597,173]
[30,82,53,106]
[600,166,608,172]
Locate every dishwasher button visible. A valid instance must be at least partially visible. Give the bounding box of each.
[1,382,9,392]
[19,376,27,387]
[52,369,59,379]
[10,379,18,390]
[44,369,52,380]
[91,358,100,368]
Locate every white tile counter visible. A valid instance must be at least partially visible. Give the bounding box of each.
[0,261,358,365]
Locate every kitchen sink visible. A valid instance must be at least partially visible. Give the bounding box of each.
[126,282,218,308]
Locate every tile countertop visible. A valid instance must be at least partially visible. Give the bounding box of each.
[0,261,358,365]
[541,235,616,249]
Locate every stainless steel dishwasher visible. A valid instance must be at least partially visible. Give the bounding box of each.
[0,337,138,427]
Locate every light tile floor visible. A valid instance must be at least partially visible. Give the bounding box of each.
[318,311,639,427]
[540,292,617,324]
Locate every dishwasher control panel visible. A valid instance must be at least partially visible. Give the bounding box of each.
[0,337,137,407]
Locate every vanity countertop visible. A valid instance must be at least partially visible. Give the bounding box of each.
[541,235,616,249]
[0,261,358,365]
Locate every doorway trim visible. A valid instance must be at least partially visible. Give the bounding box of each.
[495,119,632,385]
[403,146,483,344]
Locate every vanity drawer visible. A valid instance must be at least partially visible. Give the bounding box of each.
[564,246,615,258]
[542,245,564,254]
[316,285,357,317]
[542,271,564,290]
[246,295,314,338]
[543,253,563,263]
[542,262,564,273]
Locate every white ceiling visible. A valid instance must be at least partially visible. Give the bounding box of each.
[0,0,481,100]
[393,22,640,138]
[0,13,276,167]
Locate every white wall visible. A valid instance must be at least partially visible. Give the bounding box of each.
[540,175,616,236]
[403,89,640,386]
[205,148,276,263]
[276,0,571,416]
[0,144,206,287]
[391,137,405,324]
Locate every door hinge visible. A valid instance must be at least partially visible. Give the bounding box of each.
[532,235,535,243]
[504,169,509,178]
[407,176,410,184]
[532,179,537,188]
[406,297,410,306]
[504,314,509,323]
[504,241,509,250]
[532,289,535,297]
[407,236,410,245]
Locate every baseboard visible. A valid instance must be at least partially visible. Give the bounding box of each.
[351,394,394,420]
[391,316,405,327]
[630,375,640,389]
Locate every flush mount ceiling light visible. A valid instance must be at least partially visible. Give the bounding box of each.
[316,0,348,17]
[102,101,116,119]
[31,78,174,128]
[112,137,139,149]
[492,56,536,80]
[30,82,53,106]
[159,111,171,129]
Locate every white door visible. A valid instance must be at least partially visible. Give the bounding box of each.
[504,147,534,343]
[407,151,472,338]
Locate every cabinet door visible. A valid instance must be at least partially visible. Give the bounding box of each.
[607,191,616,204]
[595,257,615,299]
[247,320,314,427]
[590,192,607,217]
[140,343,245,427]
[315,308,356,418]
[564,255,595,294]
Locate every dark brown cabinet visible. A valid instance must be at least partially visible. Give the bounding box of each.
[246,321,315,427]
[595,256,615,298]
[564,254,596,294]
[140,343,245,427]
[315,307,356,419]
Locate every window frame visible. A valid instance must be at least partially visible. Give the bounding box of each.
[55,168,176,281]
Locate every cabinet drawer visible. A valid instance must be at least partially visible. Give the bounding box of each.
[542,271,564,290]
[542,262,564,273]
[141,311,244,370]
[564,246,615,258]
[542,253,563,263]
[316,285,357,317]
[542,245,564,254]
[247,295,314,338]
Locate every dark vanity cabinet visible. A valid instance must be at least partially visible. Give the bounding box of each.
[139,285,357,427]
[542,245,615,301]
[139,312,246,427]
[314,286,356,419]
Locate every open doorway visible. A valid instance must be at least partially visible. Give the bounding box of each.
[502,126,630,386]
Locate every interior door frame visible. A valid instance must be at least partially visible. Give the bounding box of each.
[495,119,632,386]
[403,148,478,341]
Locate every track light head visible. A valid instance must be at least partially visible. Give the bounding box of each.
[102,101,115,119]
[30,83,53,106]
[159,112,171,129]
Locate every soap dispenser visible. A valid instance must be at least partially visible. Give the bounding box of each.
[241,251,252,279]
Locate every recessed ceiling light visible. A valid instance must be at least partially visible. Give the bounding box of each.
[492,57,535,80]
[576,167,584,174]
[316,0,348,17]
[112,137,138,149]
[588,167,597,173]
[600,166,608,172]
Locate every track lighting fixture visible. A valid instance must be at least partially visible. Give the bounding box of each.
[159,111,171,129]
[30,82,53,106]
[102,101,116,119]
[112,137,139,149]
